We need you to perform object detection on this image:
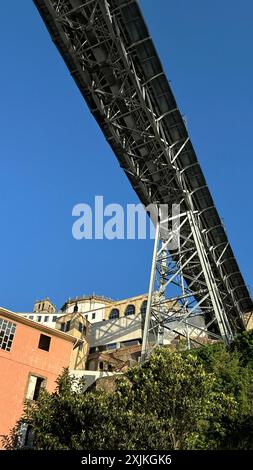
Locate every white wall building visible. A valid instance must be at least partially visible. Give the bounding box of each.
[61,295,113,324]
[17,295,114,327]
[17,311,62,329]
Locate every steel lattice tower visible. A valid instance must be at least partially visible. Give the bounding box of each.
[33,0,252,357]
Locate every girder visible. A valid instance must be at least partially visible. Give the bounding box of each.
[33,0,252,347]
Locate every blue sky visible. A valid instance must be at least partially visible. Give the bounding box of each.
[0,0,252,312]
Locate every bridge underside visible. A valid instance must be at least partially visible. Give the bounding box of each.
[33,0,252,348]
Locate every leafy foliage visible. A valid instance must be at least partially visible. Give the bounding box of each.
[189,335,253,448]
[5,331,253,450]
[231,329,253,367]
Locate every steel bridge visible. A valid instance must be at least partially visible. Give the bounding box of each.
[33,0,252,355]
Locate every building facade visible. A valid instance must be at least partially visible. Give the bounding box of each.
[55,311,89,370]
[0,308,81,448]
[17,292,207,354]
[61,295,113,324]
[18,297,61,328]
[17,294,149,327]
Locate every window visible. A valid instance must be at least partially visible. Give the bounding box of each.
[85,314,88,320]
[53,316,57,322]
[42,303,45,311]
[121,339,140,348]
[37,316,41,322]
[44,316,49,322]
[106,343,117,350]
[29,316,34,320]
[78,322,86,334]
[24,425,33,448]
[26,375,45,400]
[92,313,96,320]
[125,304,135,316]
[34,378,44,400]
[141,301,147,316]
[38,334,51,351]
[38,304,41,310]
[109,308,119,320]
[0,318,16,352]
[99,361,104,371]
[60,321,71,332]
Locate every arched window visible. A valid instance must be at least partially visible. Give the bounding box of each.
[109,308,120,320]
[141,300,147,316]
[125,304,135,316]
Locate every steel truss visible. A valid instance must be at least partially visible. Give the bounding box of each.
[33,0,252,354]
[141,208,234,359]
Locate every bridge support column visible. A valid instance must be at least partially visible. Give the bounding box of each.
[141,207,234,361]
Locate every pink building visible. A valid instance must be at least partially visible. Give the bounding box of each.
[0,307,76,448]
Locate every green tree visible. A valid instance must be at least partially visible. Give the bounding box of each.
[231,329,253,368]
[117,347,236,449]
[5,348,240,450]
[190,339,253,449]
